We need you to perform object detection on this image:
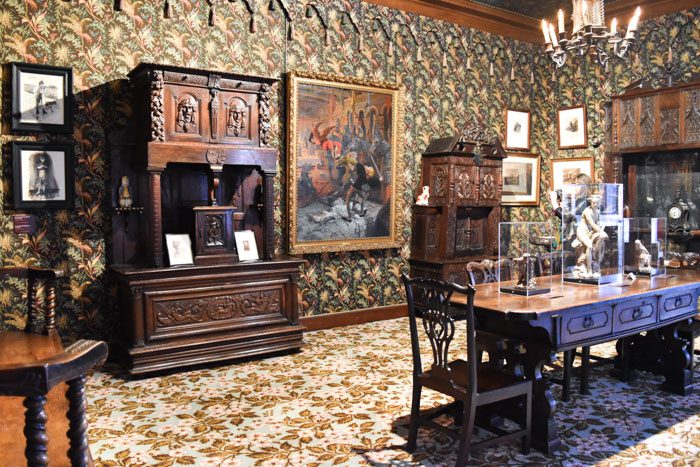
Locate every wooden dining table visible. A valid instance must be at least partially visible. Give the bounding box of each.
[452,270,700,455]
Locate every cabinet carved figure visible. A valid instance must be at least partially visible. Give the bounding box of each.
[409,120,506,285]
[110,64,303,375]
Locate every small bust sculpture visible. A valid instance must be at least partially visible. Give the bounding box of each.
[118,176,133,208]
[416,186,430,205]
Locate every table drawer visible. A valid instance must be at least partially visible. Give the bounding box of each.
[613,297,657,333]
[560,306,613,345]
[659,291,697,321]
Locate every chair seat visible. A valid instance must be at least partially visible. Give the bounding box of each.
[420,359,526,394]
[0,332,78,467]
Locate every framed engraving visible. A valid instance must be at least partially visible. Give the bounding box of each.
[234,230,259,261]
[11,62,73,133]
[165,234,194,266]
[501,153,540,206]
[287,71,404,254]
[504,108,530,151]
[550,157,594,192]
[557,105,588,149]
[12,141,74,210]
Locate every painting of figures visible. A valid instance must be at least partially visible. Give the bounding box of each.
[287,72,402,254]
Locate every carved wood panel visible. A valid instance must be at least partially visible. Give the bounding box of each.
[659,108,679,145]
[163,84,210,143]
[430,164,449,204]
[639,96,656,147]
[477,166,501,206]
[620,99,637,149]
[452,165,477,206]
[684,90,700,144]
[146,286,285,340]
[218,91,259,145]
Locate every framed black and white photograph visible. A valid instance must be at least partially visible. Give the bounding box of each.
[557,105,588,149]
[165,234,194,266]
[12,142,74,210]
[234,230,259,261]
[11,62,73,133]
[501,153,540,206]
[504,108,530,151]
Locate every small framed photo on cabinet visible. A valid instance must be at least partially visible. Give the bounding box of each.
[12,142,74,210]
[165,234,194,266]
[11,62,73,133]
[234,230,259,261]
[557,105,588,149]
[504,109,530,150]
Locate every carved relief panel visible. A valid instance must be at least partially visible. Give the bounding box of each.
[193,207,235,262]
[477,166,501,206]
[659,108,679,145]
[684,90,700,144]
[219,91,259,145]
[620,99,637,149]
[452,164,477,206]
[429,164,449,205]
[639,96,656,147]
[163,84,210,143]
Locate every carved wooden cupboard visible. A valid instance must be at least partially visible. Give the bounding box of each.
[110,64,304,375]
[409,124,506,285]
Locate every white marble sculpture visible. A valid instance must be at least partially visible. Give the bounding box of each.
[634,239,653,273]
[572,194,608,279]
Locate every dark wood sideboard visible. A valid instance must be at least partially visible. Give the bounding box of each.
[409,120,506,285]
[110,64,304,375]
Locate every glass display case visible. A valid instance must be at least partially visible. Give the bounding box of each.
[561,183,624,285]
[498,222,555,296]
[623,217,666,276]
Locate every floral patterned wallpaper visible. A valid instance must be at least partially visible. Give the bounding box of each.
[0,0,698,340]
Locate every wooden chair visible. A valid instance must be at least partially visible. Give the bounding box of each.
[402,274,531,466]
[0,266,107,466]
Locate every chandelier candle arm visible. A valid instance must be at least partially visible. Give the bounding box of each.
[558,9,565,34]
[610,17,617,36]
[542,19,552,45]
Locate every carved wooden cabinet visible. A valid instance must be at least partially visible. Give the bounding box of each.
[409,124,506,285]
[110,64,304,375]
[609,79,700,154]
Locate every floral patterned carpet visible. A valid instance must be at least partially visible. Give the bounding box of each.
[87,318,700,466]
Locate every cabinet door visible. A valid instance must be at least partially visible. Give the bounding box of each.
[451,164,477,206]
[217,91,260,146]
[619,98,637,149]
[658,91,680,146]
[163,84,210,143]
[683,89,700,144]
[477,166,501,207]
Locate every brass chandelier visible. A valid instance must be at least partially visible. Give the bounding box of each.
[542,0,641,68]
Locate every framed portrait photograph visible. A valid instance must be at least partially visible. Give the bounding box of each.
[165,234,194,266]
[11,62,73,133]
[234,230,260,261]
[501,153,541,206]
[557,105,588,149]
[504,108,530,151]
[12,142,74,210]
[550,157,594,192]
[286,71,403,254]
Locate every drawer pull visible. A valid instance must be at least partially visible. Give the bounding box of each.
[632,307,642,319]
[583,316,594,328]
[674,297,683,308]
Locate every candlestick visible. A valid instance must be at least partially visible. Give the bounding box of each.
[542,19,551,44]
[549,23,559,48]
[611,17,617,35]
[558,9,565,34]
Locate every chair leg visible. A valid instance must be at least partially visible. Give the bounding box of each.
[455,402,476,467]
[522,388,532,454]
[406,383,422,452]
[23,394,49,467]
[580,346,591,395]
[67,375,90,467]
[562,349,574,402]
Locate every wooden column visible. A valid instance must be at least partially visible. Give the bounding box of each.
[262,171,275,261]
[148,170,163,267]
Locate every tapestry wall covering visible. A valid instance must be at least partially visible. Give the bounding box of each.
[0,0,698,340]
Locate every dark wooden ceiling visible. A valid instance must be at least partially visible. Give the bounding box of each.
[365,0,699,43]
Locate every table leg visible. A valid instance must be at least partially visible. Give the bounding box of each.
[659,322,693,395]
[522,340,561,455]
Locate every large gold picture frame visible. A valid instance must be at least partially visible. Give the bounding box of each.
[287,71,404,254]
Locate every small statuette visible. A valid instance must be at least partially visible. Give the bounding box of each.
[416,186,430,205]
[634,239,652,273]
[118,176,133,208]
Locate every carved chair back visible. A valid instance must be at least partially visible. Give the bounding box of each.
[402,274,477,394]
[0,267,64,335]
[0,339,107,467]
[467,259,496,285]
[536,252,563,277]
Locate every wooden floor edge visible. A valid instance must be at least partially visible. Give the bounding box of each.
[300,304,408,331]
